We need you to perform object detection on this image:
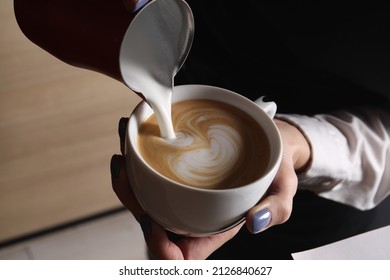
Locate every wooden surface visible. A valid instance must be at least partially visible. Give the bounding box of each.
[0,0,141,243]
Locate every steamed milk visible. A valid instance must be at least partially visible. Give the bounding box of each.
[137,99,270,189]
[136,78,176,139]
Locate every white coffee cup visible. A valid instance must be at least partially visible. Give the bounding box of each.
[125,84,282,236]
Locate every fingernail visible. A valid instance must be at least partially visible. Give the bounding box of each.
[252,208,271,233]
[134,0,149,12]
[140,215,152,237]
[110,155,122,179]
[118,117,129,141]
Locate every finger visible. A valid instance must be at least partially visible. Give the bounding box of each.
[141,215,243,260]
[246,155,298,234]
[122,0,149,12]
[140,215,185,260]
[118,117,129,155]
[110,154,144,221]
[110,155,184,259]
[176,222,244,259]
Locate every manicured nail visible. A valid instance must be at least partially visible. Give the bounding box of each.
[110,155,122,179]
[252,208,271,233]
[118,117,129,141]
[140,215,152,237]
[134,0,149,12]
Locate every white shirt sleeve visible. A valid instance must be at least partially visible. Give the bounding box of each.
[277,107,390,210]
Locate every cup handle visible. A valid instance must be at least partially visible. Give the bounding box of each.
[254,96,277,119]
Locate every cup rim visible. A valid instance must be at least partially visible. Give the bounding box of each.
[127,84,283,193]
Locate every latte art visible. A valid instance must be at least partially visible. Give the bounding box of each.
[137,99,270,189]
[168,123,242,187]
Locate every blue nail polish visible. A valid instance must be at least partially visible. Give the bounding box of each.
[118,117,129,141]
[110,155,122,179]
[134,0,149,12]
[252,208,271,233]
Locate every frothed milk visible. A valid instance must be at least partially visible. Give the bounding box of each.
[137,99,270,189]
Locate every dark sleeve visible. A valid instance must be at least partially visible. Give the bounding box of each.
[14,0,134,81]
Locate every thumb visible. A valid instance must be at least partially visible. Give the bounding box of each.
[246,155,298,234]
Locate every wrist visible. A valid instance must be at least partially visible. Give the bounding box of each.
[274,119,311,173]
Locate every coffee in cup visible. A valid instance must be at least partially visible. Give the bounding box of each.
[137,99,270,190]
[125,84,282,236]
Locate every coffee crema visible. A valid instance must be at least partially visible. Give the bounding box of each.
[137,99,270,189]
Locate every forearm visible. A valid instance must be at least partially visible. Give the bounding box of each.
[278,107,390,210]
